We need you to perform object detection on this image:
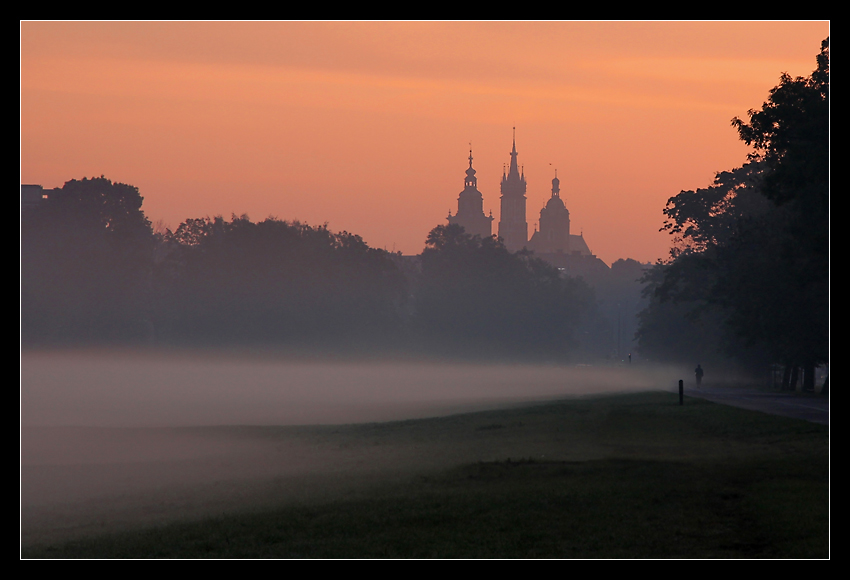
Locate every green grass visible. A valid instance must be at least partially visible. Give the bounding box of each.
[22,392,829,558]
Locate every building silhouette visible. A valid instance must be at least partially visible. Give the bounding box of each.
[497,128,528,252]
[526,170,594,260]
[525,169,604,278]
[527,171,569,254]
[21,184,52,211]
[445,130,606,277]
[447,147,494,239]
[440,135,643,360]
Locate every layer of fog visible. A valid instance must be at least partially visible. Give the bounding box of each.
[21,349,686,548]
[21,350,686,428]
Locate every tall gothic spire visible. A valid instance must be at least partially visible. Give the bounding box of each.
[498,127,529,251]
[508,126,520,179]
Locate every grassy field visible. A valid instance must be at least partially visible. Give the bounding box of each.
[22,392,829,558]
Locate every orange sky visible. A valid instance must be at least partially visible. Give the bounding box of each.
[20,21,829,264]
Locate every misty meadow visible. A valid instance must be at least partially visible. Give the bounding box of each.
[21,23,828,558]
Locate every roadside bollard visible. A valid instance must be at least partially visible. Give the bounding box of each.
[679,380,684,406]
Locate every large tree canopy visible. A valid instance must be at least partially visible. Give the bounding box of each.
[732,38,828,212]
[660,161,770,257]
[415,224,596,359]
[21,177,154,343]
[637,38,829,385]
[153,215,407,346]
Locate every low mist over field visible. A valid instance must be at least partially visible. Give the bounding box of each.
[20,23,828,556]
[22,349,688,548]
[22,350,682,428]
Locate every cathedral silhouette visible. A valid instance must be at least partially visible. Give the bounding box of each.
[447,130,603,275]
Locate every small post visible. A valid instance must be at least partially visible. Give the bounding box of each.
[678,380,684,406]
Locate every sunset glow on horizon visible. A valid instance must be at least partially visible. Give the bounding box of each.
[21,21,829,265]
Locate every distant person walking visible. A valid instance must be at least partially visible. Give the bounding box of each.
[695,364,704,387]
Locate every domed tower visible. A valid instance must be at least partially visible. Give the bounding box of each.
[536,170,571,253]
[528,170,571,254]
[497,128,528,251]
[448,147,494,239]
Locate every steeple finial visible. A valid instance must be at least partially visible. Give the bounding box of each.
[508,128,520,178]
[464,144,478,189]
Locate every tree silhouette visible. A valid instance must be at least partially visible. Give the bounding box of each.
[637,38,829,386]
[21,176,154,343]
[732,38,828,211]
[153,215,406,346]
[415,224,594,359]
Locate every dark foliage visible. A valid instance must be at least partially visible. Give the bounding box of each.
[414,224,595,358]
[637,38,829,382]
[21,176,154,344]
[660,162,771,257]
[153,215,407,346]
[732,38,829,213]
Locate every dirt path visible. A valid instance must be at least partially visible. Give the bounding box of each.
[680,385,829,425]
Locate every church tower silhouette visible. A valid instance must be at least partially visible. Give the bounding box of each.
[447,146,494,239]
[498,128,528,251]
[529,170,571,253]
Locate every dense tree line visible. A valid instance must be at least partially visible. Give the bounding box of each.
[22,184,599,359]
[413,224,597,359]
[21,177,154,343]
[152,215,407,347]
[636,39,828,389]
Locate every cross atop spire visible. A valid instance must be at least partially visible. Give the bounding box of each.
[450,141,492,239]
[464,144,477,188]
[508,127,520,180]
[551,169,560,198]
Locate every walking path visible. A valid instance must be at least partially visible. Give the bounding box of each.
[681,385,829,425]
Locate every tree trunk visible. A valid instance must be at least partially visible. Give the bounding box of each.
[781,364,792,391]
[803,361,816,392]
